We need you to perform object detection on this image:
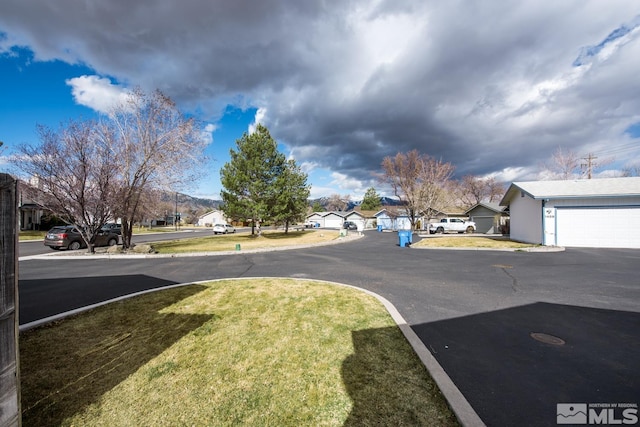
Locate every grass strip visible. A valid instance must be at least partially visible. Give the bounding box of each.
[413,235,536,249]
[151,230,341,253]
[20,279,459,426]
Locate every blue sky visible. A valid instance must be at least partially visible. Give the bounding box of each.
[1,1,639,200]
[0,46,351,199]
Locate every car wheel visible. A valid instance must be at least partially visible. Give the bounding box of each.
[69,241,81,250]
[107,238,117,246]
[436,227,444,234]
[466,226,474,233]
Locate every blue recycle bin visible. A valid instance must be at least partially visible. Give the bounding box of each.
[398,230,413,247]
[377,225,383,232]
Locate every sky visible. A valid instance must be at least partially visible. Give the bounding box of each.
[1,1,639,200]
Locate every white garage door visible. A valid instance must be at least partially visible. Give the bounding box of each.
[556,207,640,248]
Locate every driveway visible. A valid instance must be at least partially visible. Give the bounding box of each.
[18,230,640,426]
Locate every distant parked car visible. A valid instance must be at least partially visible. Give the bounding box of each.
[101,223,122,235]
[213,223,236,234]
[343,221,358,230]
[44,225,119,250]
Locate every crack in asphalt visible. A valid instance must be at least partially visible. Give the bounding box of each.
[493,264,518,292]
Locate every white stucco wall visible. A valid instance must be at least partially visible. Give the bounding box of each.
[509,194,543,244]
[344,212,365,228]
[197,210,225,226]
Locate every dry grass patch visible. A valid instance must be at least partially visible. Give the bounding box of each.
[414,235,537,249]
[20,279,458,426]
[18,230,47,241]
[152,230,342,253]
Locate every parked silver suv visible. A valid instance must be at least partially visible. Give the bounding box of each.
[44,225,119,250]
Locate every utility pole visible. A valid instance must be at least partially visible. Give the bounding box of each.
[582,153,597,179]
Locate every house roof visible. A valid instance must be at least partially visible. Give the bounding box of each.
[353,209,379,218]
[306,211,348,218]
[198,209,222,219]
[464,202,507,215]
[500,177,640,206]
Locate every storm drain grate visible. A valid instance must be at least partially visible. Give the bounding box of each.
[530,332,566,346]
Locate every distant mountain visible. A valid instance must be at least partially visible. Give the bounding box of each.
[170,192,402,216]
[308,196,402,211]
[160,191,221,212]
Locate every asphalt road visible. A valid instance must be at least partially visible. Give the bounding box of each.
[18,230,640,426]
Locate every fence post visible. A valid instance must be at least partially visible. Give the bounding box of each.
[0,173,20,427]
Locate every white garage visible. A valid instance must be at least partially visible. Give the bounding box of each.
[305,211,347,228]
[555,206,640,248]
[500,177,640,249]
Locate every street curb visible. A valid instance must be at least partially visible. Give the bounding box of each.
[19,276,485,427]
[412,245,565,252]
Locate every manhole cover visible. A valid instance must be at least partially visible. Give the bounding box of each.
[530,332,565,345]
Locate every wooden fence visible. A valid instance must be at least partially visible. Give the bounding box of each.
[0,173,20,426]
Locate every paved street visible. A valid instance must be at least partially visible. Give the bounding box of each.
[18,228,220,257]
[18,230,640,426]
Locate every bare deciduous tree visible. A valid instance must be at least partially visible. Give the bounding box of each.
[101,88,208,248]
[539,147,581,180]
[380,150,454,229]
[17,120,116,252]
[325,193,351,211]
[621,165,640,177]
[454,175,506,208]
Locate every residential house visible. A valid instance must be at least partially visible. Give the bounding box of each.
[465,202,509,234]
[197,210,227,227]
[500,177,640,248]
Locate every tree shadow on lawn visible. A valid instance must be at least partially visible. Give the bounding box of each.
[19,284,213,426]
[341,326,460,426]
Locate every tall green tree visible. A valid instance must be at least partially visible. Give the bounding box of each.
[311,201,323,212]
[360,187,382,211]
[220,124,287,235]
[272,159,310,233]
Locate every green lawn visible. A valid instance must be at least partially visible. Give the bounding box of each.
[151,230,341,253]
[20,279,459,426]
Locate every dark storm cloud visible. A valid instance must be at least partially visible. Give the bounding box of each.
[1,0,639,191]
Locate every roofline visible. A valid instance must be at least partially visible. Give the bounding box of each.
[501,184,640,206]
[464,202,506,214]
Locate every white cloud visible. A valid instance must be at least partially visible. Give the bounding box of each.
[330,172,366,194]
[248,107,267,134]
[200,123,217,145]
[65,75,128,114]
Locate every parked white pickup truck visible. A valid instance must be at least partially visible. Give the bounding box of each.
[428,218,476,234]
